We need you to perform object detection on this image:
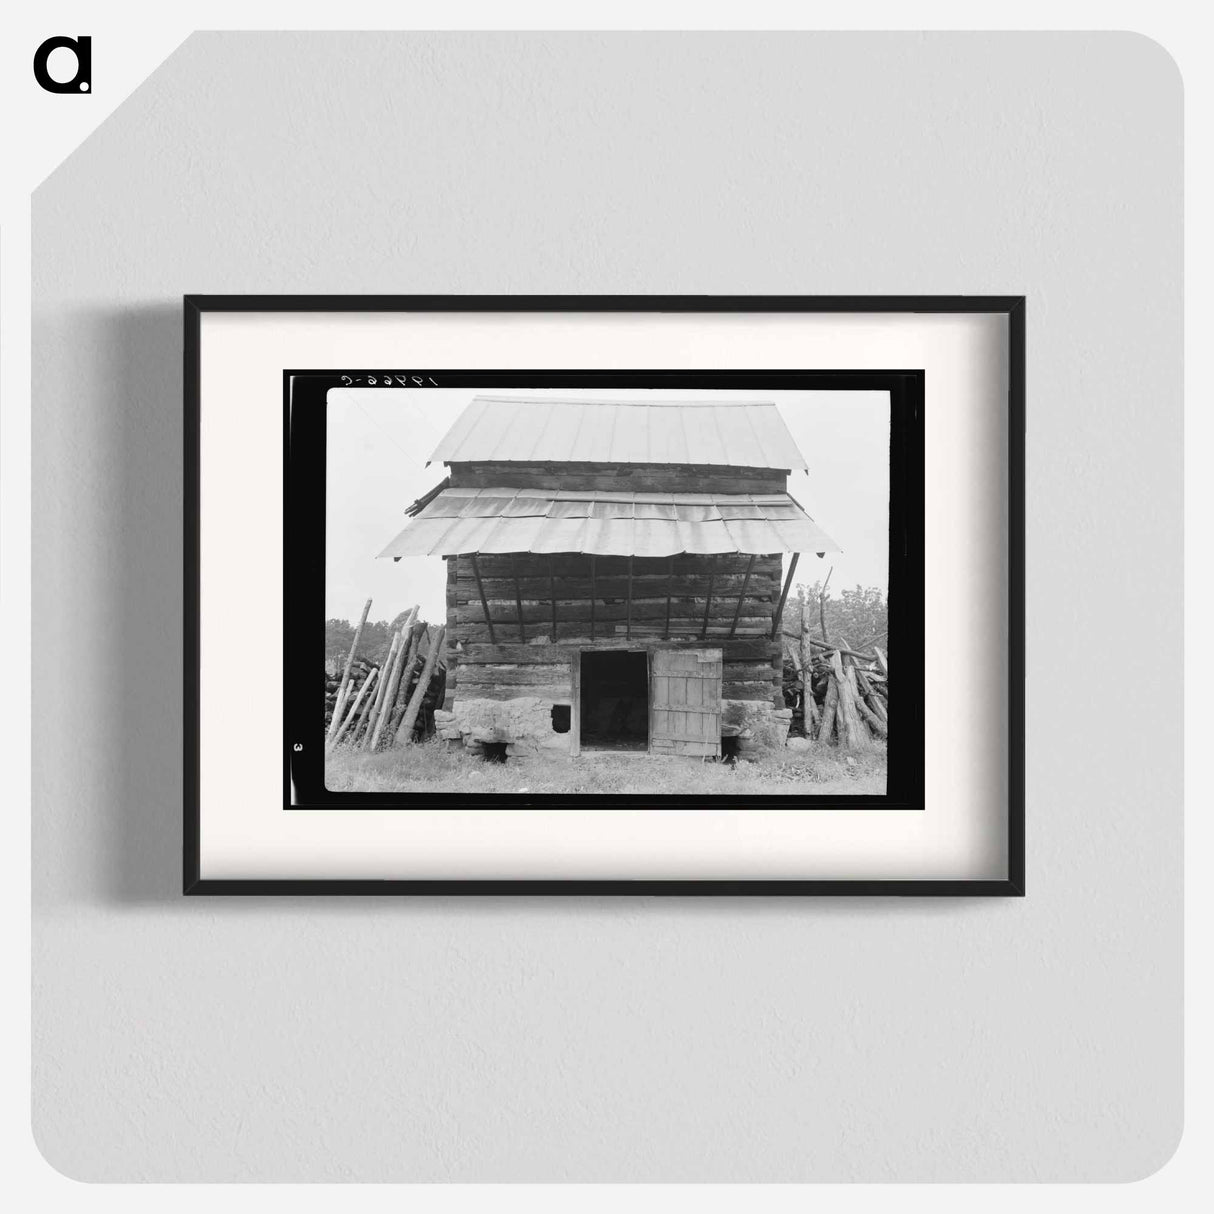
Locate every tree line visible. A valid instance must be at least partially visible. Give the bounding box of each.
[325,610,419,666]
[781,580,888,654]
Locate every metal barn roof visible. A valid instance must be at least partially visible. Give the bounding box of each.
[379,487,840,559]
[427,396,809,471]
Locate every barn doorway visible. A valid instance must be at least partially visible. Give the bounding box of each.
[579,651,649,751]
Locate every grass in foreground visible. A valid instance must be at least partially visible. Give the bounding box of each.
[325,738,886,797]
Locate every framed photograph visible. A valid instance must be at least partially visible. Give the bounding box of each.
[185,296,1023,895]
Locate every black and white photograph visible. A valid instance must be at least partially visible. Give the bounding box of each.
[318,383,898,800]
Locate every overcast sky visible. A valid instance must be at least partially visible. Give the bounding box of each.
[326,387,890,626]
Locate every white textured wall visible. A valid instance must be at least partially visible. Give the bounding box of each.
[31,32,1182,1181]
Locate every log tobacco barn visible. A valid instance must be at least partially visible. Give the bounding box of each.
[380,395,839,758]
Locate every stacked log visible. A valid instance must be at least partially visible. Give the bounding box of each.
[325,657,376,729]
[783,634,889,750]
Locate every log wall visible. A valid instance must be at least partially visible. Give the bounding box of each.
[444,552,785,709]
[447,461,788,495]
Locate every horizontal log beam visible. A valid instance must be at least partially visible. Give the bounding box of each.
[457,638,780,663]
[455,684,572,702]
[453,573,777,600]
[457,601,774,626]
[451,664,571,686]
[452,626,776,645]
[778,631,879,663]
[449,462,788,494]
[722,681,783,700]
[464,554,781,578]
[607,623,772,638]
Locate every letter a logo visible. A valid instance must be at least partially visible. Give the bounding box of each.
[33,35,92,94]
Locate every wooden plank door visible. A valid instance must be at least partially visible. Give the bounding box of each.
[650,648,722,757]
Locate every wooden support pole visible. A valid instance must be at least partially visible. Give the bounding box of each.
[701,555,717,639]
[548,555,558,641]
[663,556,674,639]
[729,554,756,639]
[626,555,634,639]
[511,553,526,642]
[469,552,496,644]
[327,597,371,741]
[771,552,800,640]
[589,555,597,641]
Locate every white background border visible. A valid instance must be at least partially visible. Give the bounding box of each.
[199,309,1010,881]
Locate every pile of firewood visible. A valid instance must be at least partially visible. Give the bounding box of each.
[324,658,376,726]
[784,633,888,749]
[324,598,447,754]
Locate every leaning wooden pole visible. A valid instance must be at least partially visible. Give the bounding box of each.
[589,556,597,641]
[817,668,838,744]
[511,553,526,642]
[799,604,815,736]
[326,666,378,754]
[387,624,424,742]
[397,625,445,745]
[469,553,496,644]
[327,597,372,740]
[360,628,400,749]
[771,552,800,640]
[626,555,634,640]
[663,556,674,640]
[729,554,756,639]
[818,565,833,641]
[371,607,418,750]
[829,648,871,750]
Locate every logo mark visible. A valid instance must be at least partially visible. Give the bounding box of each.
[33,35,91,94]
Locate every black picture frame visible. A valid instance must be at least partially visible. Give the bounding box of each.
[184,295,1025,897]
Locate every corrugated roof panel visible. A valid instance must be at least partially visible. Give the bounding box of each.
[429,396,487,463]
[581,405,618,463]
[647,405,681,465]
[378,487,840,558]
[477,515,549,553]
[426,395,809,470]
[586,517,636,555]
[711,406,758,467]
[630,518,682,557]
[680,405,718,467]
[529,518,591,554]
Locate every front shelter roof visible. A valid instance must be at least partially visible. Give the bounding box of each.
[427,395,809,472]
[379,486,840,559]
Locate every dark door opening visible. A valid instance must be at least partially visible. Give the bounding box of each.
[580,651,648,751]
